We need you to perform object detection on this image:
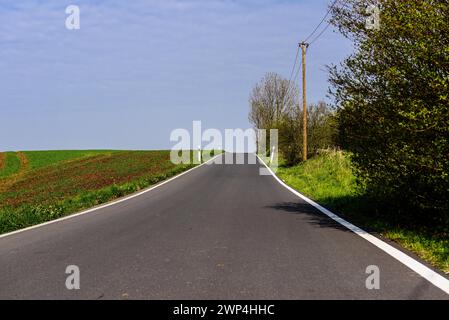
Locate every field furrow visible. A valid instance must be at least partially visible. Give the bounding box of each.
[0,152,5,171]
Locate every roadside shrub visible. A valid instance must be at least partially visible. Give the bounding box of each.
[329,0,449,221]
[278,102,339,166]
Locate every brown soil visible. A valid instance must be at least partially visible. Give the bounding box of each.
[0,152,5,171]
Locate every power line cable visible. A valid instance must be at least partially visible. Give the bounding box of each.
[303,0,339,43]
[308,0,350,46]
[284,44,301,100]
[292,56,302,91]
[287,45,300,90]
[308,20,332,45]
[285,0,346,108]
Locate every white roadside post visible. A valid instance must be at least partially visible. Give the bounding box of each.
[270,145,276,165]
[198,145,202,164]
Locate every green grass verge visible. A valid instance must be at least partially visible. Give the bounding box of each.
[0,152,22,178]
[275,150,449,274]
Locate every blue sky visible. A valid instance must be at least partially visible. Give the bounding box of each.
[0,0,352,151]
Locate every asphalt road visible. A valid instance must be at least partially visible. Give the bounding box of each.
[0,153,448,299]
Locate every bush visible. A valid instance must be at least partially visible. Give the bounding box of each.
[278,102,338,166]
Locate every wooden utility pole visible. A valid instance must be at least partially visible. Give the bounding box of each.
[301,42,309,161]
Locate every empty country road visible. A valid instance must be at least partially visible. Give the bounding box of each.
[0,153,448,299]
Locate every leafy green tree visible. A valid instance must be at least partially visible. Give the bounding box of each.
[276,101,338,166]
[329,0,449,219]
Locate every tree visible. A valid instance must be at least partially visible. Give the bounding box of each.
[308,101,338,155]
[329,0,449,218]
[248,72,298,152]
[277,101,338,165]
[249,73,338,164]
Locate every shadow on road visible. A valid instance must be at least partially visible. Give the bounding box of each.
[266,201,352,233]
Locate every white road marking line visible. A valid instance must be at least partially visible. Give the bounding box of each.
[256,154,449,295]
[0,154,221,239]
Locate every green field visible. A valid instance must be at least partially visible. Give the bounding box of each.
[275,150,449,273]
[0,150,213,234]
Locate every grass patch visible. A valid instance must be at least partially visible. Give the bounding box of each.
[0,152,22,178]
[275,150,449,274]
[277,151,356,205]
[23,150,116,170]
[0,150,221,234]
